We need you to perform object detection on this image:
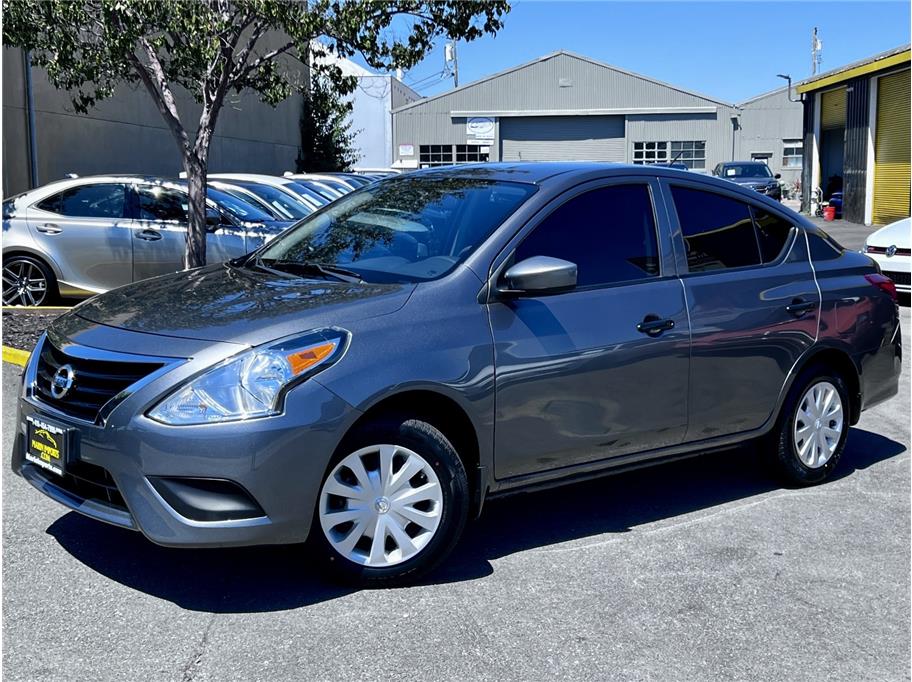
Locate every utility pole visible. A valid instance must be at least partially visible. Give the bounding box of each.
[445,41,459,88]
[811,27,822,75]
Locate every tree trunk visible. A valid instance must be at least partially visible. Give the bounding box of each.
[183,147,209,269]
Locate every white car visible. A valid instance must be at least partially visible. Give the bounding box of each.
[864,217,910,294]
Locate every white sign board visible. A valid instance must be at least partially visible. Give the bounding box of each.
[398,144,415,157]
[466,117,495,141]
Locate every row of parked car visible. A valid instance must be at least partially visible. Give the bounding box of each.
[1,169,397,306]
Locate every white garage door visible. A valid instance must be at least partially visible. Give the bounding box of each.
[500,115,625,162]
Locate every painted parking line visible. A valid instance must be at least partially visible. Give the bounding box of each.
[2,346,30,367]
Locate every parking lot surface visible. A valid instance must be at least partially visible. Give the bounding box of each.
[3,220,909,681]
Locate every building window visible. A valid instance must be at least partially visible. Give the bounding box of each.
[455,145,489,163]
[633,141,668,164]
[783,139,803,168]
[419,145,454,167]
[670,141,706,169]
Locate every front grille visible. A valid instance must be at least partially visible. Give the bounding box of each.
[29,459,127,511]
[867,245,911,256]
[884,271,911,286]
[34,339,163,422]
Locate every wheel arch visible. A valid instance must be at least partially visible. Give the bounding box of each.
[2,247,62,280]
[340,388,485,517]
[778,345,863,426]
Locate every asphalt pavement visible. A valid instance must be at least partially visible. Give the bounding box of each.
[3,219,909,680]
[3,306,910,680]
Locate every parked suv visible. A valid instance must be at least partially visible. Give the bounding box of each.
[12,164,901,585]
[713,161,782,200]
[2,176,291,305]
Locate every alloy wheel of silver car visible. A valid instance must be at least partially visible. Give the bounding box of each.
[793,380,844,469]
[319,444,444,568]
[2,258,48,306]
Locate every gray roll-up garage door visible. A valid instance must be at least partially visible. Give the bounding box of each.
[500,115,625,162]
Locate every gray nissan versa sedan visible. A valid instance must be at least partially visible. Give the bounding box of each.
[12,163,901,585]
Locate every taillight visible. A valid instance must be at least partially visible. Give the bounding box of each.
[865,273,898,301]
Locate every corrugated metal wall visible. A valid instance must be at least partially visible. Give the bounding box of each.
[625,113,734,168]
[500,116,624,161]
[800,94,816,213]
[873,69,911,224]
[842,77,869,224]
[736,88,804,183]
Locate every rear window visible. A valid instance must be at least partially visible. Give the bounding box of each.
[671,186,760,272]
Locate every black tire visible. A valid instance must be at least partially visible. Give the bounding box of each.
[770,364,850,486]
[312,417,469,586]
[2,254,57,306]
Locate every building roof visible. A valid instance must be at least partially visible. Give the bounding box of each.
[796,44,911,93]
[392,50,735,114]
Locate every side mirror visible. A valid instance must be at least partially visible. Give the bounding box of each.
[500,256,577,296]
[774,173,782,179]
[205,207,221,232]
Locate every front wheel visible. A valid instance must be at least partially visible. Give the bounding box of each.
[313,417,469,586]
[771,366,850,485]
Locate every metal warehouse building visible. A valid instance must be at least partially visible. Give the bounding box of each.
[392,51,802,181]
[798,45,911,225]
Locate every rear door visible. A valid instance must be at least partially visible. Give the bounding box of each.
[662,180,819,441]
[27,182,132,292]
[489,178,691,479]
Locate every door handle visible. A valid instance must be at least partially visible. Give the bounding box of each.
[785,299,816,316]
[637,315,675,337]
[135,229,163,241]
[36,223,62,234]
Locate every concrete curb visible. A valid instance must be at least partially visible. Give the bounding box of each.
[2,346,30,367]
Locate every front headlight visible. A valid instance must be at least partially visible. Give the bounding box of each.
[148,329,348,425]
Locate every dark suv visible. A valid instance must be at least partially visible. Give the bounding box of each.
[713,161,783,200]
[12,163,900,585]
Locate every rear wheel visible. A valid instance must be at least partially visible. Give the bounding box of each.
[2,255,56,306]
[313,417,469,586]
[771,365,850,485]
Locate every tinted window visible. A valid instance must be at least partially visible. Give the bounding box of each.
[137,186,187,222]
[37,184,125,218]
[752,207,795,262]
[515,184,660,287]
[807,232,842,261]
[671,187,759,272]
[232,182,312,220]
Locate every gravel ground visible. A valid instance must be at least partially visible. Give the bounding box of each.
[1,309,67,352]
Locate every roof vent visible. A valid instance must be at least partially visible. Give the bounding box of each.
[559,78,573,88]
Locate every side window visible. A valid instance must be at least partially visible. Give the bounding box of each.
[36,184,125,218]
[137,186,188,222]
[514,184,660,288]
[671,186,759,272]
[751,207,795,262]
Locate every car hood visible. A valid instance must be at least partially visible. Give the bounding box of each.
[73,264,416,346]
[868,218,911,247]
[725,176,776,187]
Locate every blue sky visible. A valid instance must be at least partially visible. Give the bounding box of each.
[387,1,910,104]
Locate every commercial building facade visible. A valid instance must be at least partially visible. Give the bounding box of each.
[798,45,910,225]
[391,51,803,184]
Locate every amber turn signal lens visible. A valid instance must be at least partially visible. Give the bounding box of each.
[286,341,337,375]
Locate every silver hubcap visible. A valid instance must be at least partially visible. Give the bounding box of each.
[319,444,443,567]
[793,381,843,468]
[2,260,47,306]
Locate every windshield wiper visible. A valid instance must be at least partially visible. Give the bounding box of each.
[251,256,362,283]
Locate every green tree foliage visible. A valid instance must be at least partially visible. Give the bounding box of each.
[2,0,509,267]
[296,72,360,173]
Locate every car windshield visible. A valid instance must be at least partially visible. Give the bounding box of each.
[231,182,313,219]
[723,164,773,178]
[252,175,537,283]
[206,188,274,222]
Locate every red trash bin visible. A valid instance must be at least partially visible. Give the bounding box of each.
[823,205,836,221]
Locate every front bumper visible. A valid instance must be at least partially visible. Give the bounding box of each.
[12,328,359,548]
[867,252,911,293]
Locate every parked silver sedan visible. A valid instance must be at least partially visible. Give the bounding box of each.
[2,175,291,305]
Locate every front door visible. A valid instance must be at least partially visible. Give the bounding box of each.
[490,180,691,479]
[130,184,190,281]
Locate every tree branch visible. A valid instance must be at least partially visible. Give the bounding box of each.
[130,38,190,156]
